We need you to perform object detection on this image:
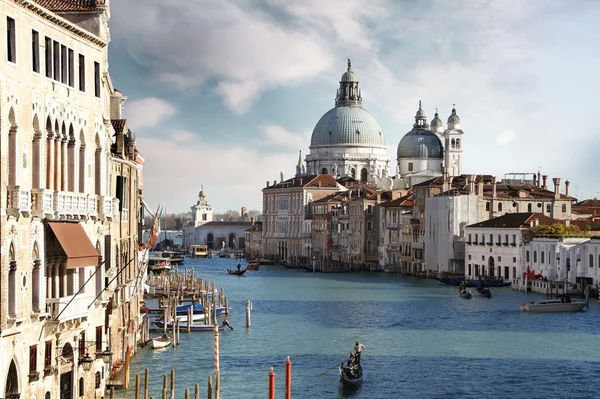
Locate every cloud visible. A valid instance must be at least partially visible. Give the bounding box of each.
[258,124,311,151]
[123,98,176,130]
[137,130,301,212]
[496,130,516,145]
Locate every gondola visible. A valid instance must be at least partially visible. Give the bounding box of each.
[339,363,363,386]
[459,289,472,299]
[477,287,492,298]
[226,268,247,275]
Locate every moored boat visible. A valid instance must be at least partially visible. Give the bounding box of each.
[520,296,587,313]
[148,256,172,274]
[246,262,260,271]
[153,320,227,331]
[161,250,185,265]
[151,334,171,349]
[437,275,511,287]
[227,267,246,275]
[188,244,210,258]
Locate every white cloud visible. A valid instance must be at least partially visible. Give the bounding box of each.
[123,97,176,130]
[497,130,517,145]
[137,131,299,212]
[258,124,311,151]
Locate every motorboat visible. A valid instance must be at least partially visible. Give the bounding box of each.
[148,256,171,273]
[520,296,587,313]
[151,334,171,349]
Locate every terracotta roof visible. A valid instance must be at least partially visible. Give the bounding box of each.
[380,194,414,207]
[312,192,347,204]
[467,212,558,229]
[571,219,600,231]
[245,222,263,232]
[263,174,339,190]
[111,119,126,134]
[33,0,105,11]
[576,199,600,206]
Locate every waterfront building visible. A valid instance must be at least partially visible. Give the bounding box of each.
[378,193,413,272]
[0,1,144,398]
[183,189,252,251]
[311,191,345,270]
[464,213,557,280]
[244,220,262,260]
[262,174,345,264]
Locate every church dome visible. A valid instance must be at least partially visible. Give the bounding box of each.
[430,110,443,130]
[310,106,386,148]
[341,69,358,82]
[397,129,444,159]
[447,106,461,124]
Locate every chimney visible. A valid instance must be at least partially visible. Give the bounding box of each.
[468,175,475,195]
[477,177,484,197]
[542,175,548,190]
[552,177,561,199]
[537,171,542,187]
[492,176,497,198]
[299,178,303,185]
[266,181,270,187]
[273,180,277,186]
[565,180,570,196]
[251,217,255,225]
[377,193,381,203]
[533,174,537,187]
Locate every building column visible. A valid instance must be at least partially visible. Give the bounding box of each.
[54,136,61,191]
[61,138,68,191]
[47,134,55,190]
[46,263,53,299]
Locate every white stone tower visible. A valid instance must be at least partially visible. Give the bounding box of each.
[191,187,213,227]
[443,105,464,177]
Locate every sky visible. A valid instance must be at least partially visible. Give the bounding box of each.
[107,0,600,214]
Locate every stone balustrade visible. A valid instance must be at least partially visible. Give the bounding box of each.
[6,185,31,217]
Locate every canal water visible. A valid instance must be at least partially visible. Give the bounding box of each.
[117,257,600,399]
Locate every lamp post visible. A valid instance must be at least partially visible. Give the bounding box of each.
[80,353,93,372]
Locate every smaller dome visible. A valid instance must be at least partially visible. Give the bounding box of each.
[199,190,206,199]
[447,106,461,124]
[397,129,444,160]
[430,110,443,130]
[341,58,358,82]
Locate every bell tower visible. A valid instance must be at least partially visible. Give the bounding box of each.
[443,105,464,177]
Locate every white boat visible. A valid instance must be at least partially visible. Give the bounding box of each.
[151,335,172,349]
[148,256,172,273]
[520,297,587,313]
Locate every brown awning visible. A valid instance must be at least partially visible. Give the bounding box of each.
[48,222,99,268]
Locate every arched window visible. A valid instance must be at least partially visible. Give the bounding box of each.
[562,204,567,212]
[6,360,19,398]
[360,168,367,182]
[95,371,101,389]
[46,117,54,189]
[367,221,372,231]
[451,138,456,149]
[8,108,17,186]
[32,242,41,312]
[350,168,356,179]
[79,377,84,397]
[95,133,102,195]
[533,251,537,263]
[498,203,503,212]
[367,239,372,252]
[228,233,235,249]
[61,122,67,191]
[46,392,51,399]
[527,203,532,212]
[207,233,214,249]
[485,202,490,211]
[32,115,43,189]
[590,254,594,268]
[67,124,76,191]
[526,250,530,262]
[541,251,545,264]
[456,138,460,149]
[78,130,86,192]
[321,167,328,174]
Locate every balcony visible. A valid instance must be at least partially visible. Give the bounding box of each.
[386,223,399,229]
[31,188,54,218]
[99,196,115,220]
[46,294,94,323]
[86,195,98,219]
[7,186,31,217]
[410,218,420,225]
[54,191,89,219]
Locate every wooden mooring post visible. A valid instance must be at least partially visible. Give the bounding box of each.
[246,299,252,328]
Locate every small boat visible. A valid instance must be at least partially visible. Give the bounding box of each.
[153,320,227,331]
[339,363,363,386]
[227,267,246,275]
[151,334,171,349]
[476,287,492,298]
[459,289,472,299]
[520,296,587,313]
[246,262,260,271]
[175,303,227,317]
[188,245,210,258]
[437,276,511,287]
[161,251,185,265]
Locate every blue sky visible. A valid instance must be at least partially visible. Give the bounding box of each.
[107,0,600,213]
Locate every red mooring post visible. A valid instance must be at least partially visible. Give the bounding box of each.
[285,356,292,399]
[268,366,276,399]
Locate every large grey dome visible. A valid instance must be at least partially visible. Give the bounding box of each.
[397,129,444,159]
[310,106,386,148]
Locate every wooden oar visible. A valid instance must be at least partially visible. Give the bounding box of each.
[317,358,349,377]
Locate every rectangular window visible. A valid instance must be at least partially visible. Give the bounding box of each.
[94,61,100,97]
[44,340,52,369]
[78,331,86,359]
[32,30,39,72]
[513,257,516,263]
[78,54,85,91]
[408,162,413,172]
[68,49,74,87]
[29,345,37,374]
[367,205,373,215]
[7,17,16,63]
[45,36,52,77]
[61,45,67,83]
[95,326,102,352]
[53,41,60,80]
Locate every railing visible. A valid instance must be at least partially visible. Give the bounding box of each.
[99,196,115,220]
[7,186,31,216]
[46,294,95,323]
[31,188,54,218]
[386,223,399,229]
[54,191,89,219]
[87,195,98,218]
[121,207,129,222]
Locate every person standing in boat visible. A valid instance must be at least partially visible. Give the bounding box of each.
[354,340,365,365]
[237,263,241,271]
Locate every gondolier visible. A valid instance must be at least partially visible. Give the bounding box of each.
[354,340,365,365]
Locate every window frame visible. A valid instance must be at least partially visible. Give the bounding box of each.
[32,30,40,73]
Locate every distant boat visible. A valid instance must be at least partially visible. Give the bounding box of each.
[151,334,171,349]
[161,250,185,265]
[148,256,171,274]
[438,276,511,287]
[227,267,246,276]
[188,245,210,258]
[476,287,492,298]
[520,296,587,313]
[246,261,260,271]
